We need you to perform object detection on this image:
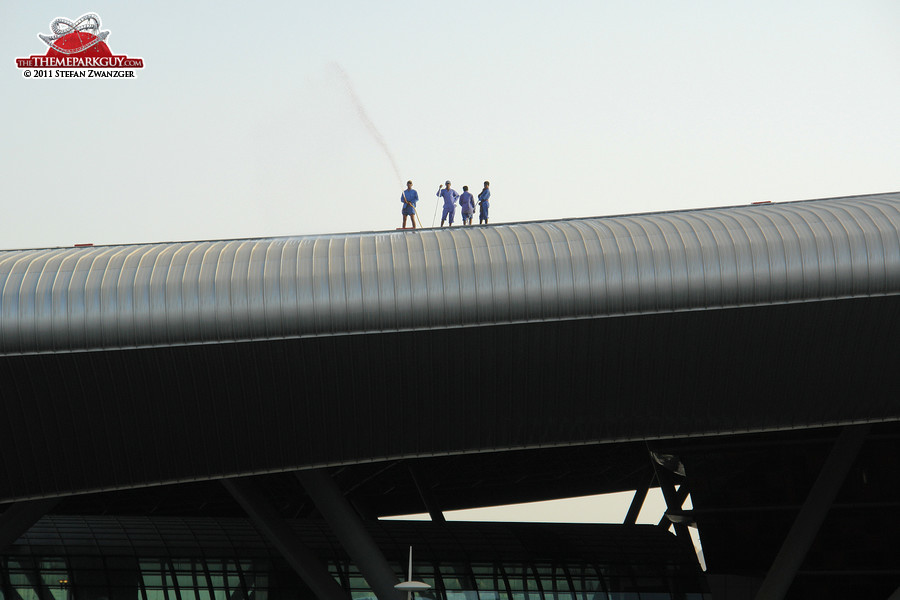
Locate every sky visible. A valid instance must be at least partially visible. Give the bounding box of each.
[381,489,671,525]
[2,1,899,250]
[381,489,707,568]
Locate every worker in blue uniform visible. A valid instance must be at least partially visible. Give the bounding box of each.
[459,186,475,225]
[400,180,419,229]
[478,181,491,225]
[437,181,459,227]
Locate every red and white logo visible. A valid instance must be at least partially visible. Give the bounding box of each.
[16,13,144,77]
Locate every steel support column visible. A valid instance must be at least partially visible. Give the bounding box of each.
[648,450,693,545]
[0,498,60,552]
[408,464,446,524]
[295,469,403,600]
[646,445,703,589]
[753,424,870,600]
[222,477,347,600]
[624,476,652,525]
[658,484,691,528]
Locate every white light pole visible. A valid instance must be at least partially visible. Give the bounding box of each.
[394,546,431,600]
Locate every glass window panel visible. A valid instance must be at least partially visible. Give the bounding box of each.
[441,576,465,591]
[13,588,39,600]
[197,589,213,600]
[475,577,498,591]
[42,573,70,587]
[247,570,267,600]
[9,573,31,587]
[550,577,572,593]
[146,590,166,600]
[438,564,469,592]
[446,592,478,600]
[575,578,600,595]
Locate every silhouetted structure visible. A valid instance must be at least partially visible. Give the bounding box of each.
[2,192,899,599]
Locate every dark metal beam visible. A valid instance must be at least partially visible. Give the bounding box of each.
[658,483,691,528]
[647,447,697,567]
[408,464,446,524]
[222,477,347,600]
[753,424,870,600]
[0,498,60,552]
[295,469,403,600]
[624,476,652,525]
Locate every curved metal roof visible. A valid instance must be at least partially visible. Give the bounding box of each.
[2,192,899,356]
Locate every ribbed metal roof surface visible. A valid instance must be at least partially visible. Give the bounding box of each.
[2,192,899,356]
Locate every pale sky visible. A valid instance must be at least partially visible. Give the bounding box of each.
[3,1,899,250]
[380,489,672,525]
[382,490,705,568]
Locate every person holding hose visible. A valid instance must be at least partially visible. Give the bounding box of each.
[400,180,419,229]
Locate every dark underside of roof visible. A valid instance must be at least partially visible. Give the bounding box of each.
[1,294,898,503]
[7,422,900,599]
[2,292,899,599]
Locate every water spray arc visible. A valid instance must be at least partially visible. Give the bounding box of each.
[330,62,403,184]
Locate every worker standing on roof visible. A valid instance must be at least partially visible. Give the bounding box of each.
[437,180,459,227]
[478,181,491,225]
[400,180,419,229]
[459,186,475,225]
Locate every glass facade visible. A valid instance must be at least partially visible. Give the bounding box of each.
[5,517,706,600]
[1,556,705,600]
